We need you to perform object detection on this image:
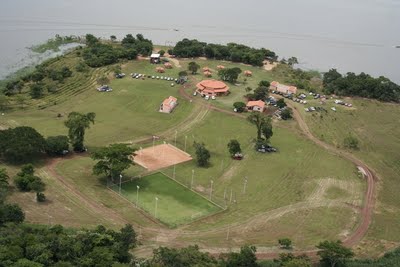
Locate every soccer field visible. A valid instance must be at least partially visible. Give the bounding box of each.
[110,173,222,227]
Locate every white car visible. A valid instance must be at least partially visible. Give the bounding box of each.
[193,92,197,96]
[331,107,337,112]
[211,95,216,100]
[205,95,210,100]
[310,107,316,111]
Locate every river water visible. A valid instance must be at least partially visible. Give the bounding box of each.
[0,0,399,82]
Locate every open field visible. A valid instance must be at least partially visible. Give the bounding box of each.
[110,172,221,227]
[289,98,400,255]
[1,54,378,254]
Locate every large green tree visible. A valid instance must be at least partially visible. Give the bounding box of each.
[193,142,211,167]
[64,112,95,152]
[0,126,46,163]
[247,112,273,141]
[227,140,242,156]
[316,240,354,267]
[91,143,135,181]
[45,135,69,156]
[188,61,200,74]
[218,67,242,83]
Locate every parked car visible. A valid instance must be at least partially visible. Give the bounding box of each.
[115,73,126,78]
[193,91,197,96]
[233,153,243,160]
[97,85,112,92]
[205,95,210,100]
[211,95,216,100]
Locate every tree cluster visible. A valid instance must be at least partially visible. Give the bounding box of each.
[0,126,46,163]
[218,67,242,83]
[81,33,152,67]
[0,223,137,266]
[246,86,269,101]
[172,39,277,66]
[14,164,46,202]
[0,168,25,225]
[323,69,400,102]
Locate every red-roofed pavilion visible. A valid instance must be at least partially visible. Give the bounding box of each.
[196,80,229,96]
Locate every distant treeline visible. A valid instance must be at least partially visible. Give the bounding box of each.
[82,33,153,67]
[323,69,400,102]
[171,38,277,66]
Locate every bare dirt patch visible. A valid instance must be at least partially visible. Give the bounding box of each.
[263,60,278,71]
[134,144,192,171]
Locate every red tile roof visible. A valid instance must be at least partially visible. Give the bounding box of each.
[196,80,229,93]
[246,100,265,108]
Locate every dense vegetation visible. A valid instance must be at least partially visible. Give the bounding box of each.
[172,38,277,66]
[0,223,137,266]
[323,69,400,102]
[0,126,46,163]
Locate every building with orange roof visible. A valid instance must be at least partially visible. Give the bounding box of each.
[159,96,178,113]
[270,81,297,94]
[196,80,229,96]
[246,100,265,112]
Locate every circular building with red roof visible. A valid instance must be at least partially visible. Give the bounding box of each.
[196,80,230,96]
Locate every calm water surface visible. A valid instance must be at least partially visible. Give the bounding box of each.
[0,0,399,82]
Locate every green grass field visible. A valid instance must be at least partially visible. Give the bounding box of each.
[110,172,221,227]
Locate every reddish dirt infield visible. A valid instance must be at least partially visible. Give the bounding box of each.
[133,144,192,171]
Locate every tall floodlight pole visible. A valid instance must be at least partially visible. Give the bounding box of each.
[243,176,248,194]
[210,180,214,200]
[174,130,178,146]
[173,165,176,179]
[136,185,140,207]
[191,169,194,189]
[119,174,123,194]
[230,189,233,203]
[184,136,188,151]
[152,136,156,155]
[155,197,159,218]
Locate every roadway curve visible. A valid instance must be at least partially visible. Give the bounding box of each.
[178,86,377,257]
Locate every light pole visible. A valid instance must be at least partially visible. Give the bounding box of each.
[184,135,188,151]
[243,177,248,194]
[191,169,194,189]
[155,197,159,218]
[174,130,178,146]
[136,185,140,207]
[210,180,214,200]
[119,174,122,194]
[152,136,155,155]
[173,165,176,179]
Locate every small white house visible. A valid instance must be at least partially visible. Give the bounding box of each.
[246,100,266,112]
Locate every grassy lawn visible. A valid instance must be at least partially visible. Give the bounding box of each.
[110,172,222,227]
[2,54,370,249]
[294,97,400,252]
[1,59,194,147]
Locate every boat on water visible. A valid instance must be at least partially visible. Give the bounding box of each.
[173,29,179,32]
[395,45,400,48]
